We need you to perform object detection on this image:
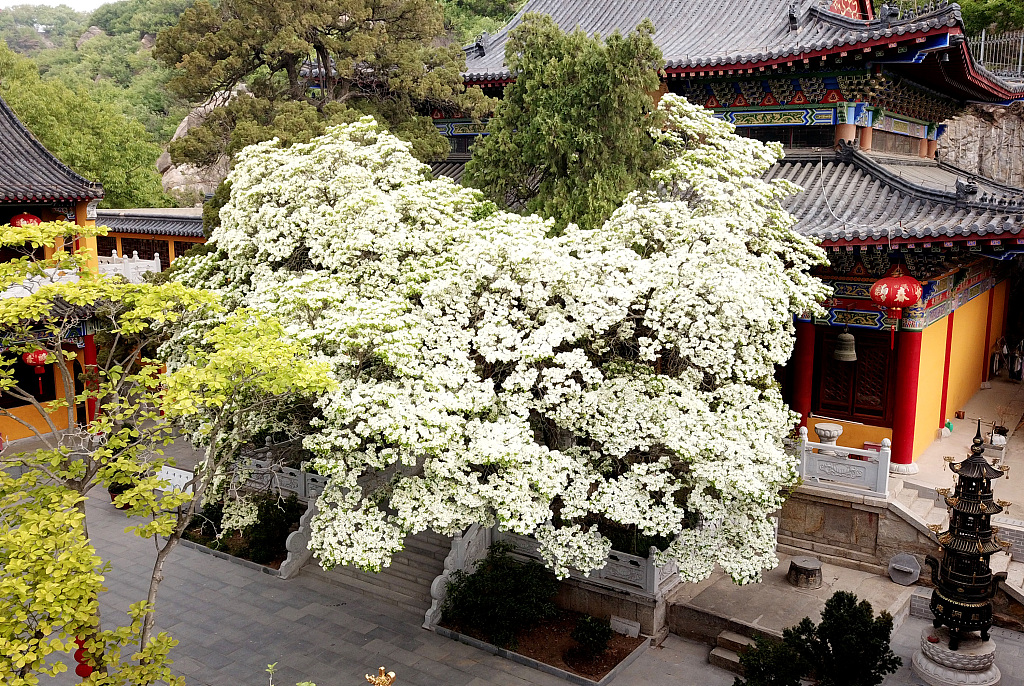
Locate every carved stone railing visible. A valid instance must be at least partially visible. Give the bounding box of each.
[242,459,327,502]
[492,529,680,598]
[423,524,492,629]
[798,426,891,498]
[279,501,318,579]
[98,250,161,284]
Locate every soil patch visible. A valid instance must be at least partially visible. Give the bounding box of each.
[181,527,290,569]
[441,610,645,681]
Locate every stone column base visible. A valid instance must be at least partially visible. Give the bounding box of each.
[911,627,1000,686]
[890,461,920,475]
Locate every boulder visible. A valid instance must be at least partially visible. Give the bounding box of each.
[76,26,104,50]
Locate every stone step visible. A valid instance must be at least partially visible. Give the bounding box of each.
[925,507,948,527]
[1006,561,1024,588]
[888,477,905,500]
[910,497,934,517]
[717,630,756,654]
[296,530,451,615]
[329,562,435,599]
[777,543,887,576]
[302,564,428,614]
[896,486,918,507]
[709,647,743,675]
[990,552,1011,576]
[403,535,451,561]
[391,546,447,571]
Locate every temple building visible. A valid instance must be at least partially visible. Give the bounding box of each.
[95,208,206,270]
[438,0,1024,473]
[0,94,103,444]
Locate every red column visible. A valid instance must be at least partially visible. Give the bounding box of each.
[83,334,98,424]
[890,329,923,473]
[940,311,955,426]
[981,290,994,383]
[791,321,816,426]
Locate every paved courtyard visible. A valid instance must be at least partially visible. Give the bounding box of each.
[58,492,737,686]
[46,488,1024,686]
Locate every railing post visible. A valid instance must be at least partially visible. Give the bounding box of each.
[1018,32,1023,75]
[798,425,809,481]
[646,547,657,594]
[980,28,986,65]
[877,438,892,496]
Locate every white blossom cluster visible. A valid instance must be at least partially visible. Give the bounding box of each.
[171,96,828,582]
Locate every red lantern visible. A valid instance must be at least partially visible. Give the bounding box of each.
[10,212,42,227]
[22,350,49,395]
[73,637,94,678]
[870,264,922,348]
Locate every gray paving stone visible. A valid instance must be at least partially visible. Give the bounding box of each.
[59,492,1024,686]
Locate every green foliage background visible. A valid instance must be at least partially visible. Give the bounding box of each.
[0,41,169,208]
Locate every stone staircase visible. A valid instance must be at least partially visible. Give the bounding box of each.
[300,530,451,615]
[889,478,1024,604]
[708,630,755,675]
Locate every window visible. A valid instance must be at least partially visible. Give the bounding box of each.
[174,241,203,260]
[120,238,170,271]
[97,235,117,258]
[812,327,897,426]
[447,135,478,160]
[736,125,836,148]
[871,130,920,156]
[0,356,57,409]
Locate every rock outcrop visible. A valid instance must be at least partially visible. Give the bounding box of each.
[939,102,1024,188]
[76,26,104,50]
[159,91,243,201]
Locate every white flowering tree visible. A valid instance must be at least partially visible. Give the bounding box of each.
[170,95,828,583]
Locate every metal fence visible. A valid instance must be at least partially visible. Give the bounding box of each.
[969,29,1024,79]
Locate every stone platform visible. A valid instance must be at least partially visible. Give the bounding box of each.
[912,626,1000,686]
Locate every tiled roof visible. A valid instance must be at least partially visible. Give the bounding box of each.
[96,208,205,237]
[767,145,1024,243]
[431,146,1024,244]
[430,161,467,183]
[462,0,1024,98]
[0,95,104,203]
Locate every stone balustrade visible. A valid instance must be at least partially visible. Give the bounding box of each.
[798,425,891,498]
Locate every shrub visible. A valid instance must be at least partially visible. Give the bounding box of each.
[442,541,558,649]
[733,636,805,686]
[734,591,901,686]
[242,493,304,564]
[571,615,614,657]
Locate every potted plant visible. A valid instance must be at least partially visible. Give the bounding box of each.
[106,468,139,510]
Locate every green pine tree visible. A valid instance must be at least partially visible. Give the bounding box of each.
[463,14,665,233]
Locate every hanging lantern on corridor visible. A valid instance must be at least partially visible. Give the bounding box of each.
[22,349,49,396]
[869,264,922,348]
[10,212,42,227]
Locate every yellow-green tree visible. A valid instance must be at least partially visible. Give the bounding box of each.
[0,468,183,686]
[1,221,335,669]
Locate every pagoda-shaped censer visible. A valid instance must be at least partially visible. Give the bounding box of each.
[924,422,1011,651]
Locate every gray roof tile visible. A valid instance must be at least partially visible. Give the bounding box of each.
[432,147,1024,243]
[0,95,104,203]
[96,209,204,237]
[462,0,1023,98]
[768,146,1024,242]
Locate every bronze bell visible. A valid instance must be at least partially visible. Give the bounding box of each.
[833,327,857,362]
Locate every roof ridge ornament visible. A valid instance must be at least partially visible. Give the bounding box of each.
[789,3,799,31]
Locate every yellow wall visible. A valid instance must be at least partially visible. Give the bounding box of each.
[76,200,99,272]
[807,415,892,450]
[1,365,72,442]
[913,317,949,459]
[945,290,991,421]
